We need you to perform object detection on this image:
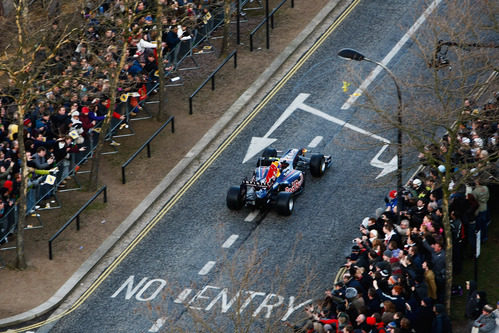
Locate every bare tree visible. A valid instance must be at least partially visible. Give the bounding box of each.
[0,0,81,268]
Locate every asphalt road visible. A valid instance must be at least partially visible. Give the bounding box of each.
[34,0,451,331]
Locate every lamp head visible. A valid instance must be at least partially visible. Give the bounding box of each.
[337,48,366,61]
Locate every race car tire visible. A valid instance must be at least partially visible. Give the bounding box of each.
[227,186,244,210]
[258,148,278,167]
[310,154,326,177]
[275,192,294,216]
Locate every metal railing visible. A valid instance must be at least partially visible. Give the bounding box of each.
[249,0,295,51]
[48,186,107,260]
[0,206,17,267]
[121,116,175,184]
[189,50,238,114]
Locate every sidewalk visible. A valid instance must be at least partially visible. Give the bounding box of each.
[0,0,349,329]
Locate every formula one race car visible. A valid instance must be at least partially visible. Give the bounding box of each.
[226,147,331,216]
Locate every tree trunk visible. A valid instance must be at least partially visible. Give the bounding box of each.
[220,0,232,58]
[441,189,453,313]
[88,110,114,191]
[16,108,28,269]
[88,41,129,190]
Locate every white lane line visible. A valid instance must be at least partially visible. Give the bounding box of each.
[198,261,216,275]
[174,288,193,303]
[341,0,443,110]
[244,210,259,222]
[222,234,239,248]
[148,317,166,332]
[308,136,323,148]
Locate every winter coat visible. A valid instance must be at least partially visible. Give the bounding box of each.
[466,281,479,318]
[473,312,496,333]
[472,184,489,214]
[493,309,499,333]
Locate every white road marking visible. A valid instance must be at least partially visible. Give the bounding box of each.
[174,288,193,303]
[341,0,443,110]
[222,234,239,248]
[244,210,259,222]
[308,136,323,148]
[148,317,166,332]
[198,261,216,275]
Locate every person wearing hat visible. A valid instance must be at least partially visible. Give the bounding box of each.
[472,304,497,333]
[387,321,398,331]
[385,189,398,213]
[79,106,95,133]
[365,315,378,330]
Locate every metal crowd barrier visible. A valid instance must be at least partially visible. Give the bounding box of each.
[121,116,175,184]
[48,185,107,260]
[0,206,18,259]
[249,0,295,51]
[189,50,238,114]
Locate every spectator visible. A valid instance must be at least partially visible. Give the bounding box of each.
[354,314,368,331]
[422,237,445,301]
[471,177,489,242]
[399,317,412,333]
[431,304,452,333]
[383,223,401,248]
[31,147,54,170]
[422,261,437,301]
[372,280,406,314]
[465,281,480,319]
[381,300,396,324]
[50,106,71,137]
[473,304,497,333]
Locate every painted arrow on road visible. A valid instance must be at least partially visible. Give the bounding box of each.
[243,93,397,179]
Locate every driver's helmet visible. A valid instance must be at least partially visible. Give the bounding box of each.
[265,161,280,184]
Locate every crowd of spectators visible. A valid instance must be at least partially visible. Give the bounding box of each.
[285,94,499,333]
[0,0,223,219]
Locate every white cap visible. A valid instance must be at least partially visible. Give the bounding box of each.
[361,217,370,228]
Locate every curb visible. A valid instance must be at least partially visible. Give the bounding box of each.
[0,0,350,328]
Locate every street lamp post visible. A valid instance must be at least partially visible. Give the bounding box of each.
[337,48,403,218]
